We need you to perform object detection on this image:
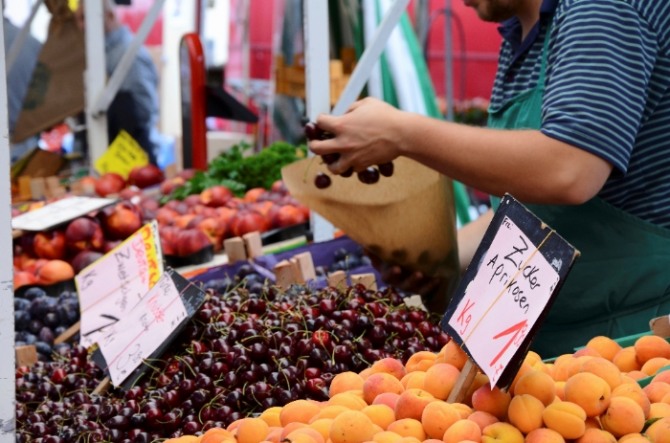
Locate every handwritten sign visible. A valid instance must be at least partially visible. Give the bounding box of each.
[91,268,207,389]
[441,194,579,388]
[11,196,116,231]
[94,130,148,179]
[76,221,163,348]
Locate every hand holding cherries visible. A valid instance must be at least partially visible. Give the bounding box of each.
[304,121,394,189]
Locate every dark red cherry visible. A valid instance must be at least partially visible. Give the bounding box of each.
[377,162,394,177]
[314,173,332,189]
[357,167,380,184]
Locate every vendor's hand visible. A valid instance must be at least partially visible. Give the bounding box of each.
[309,98,406,176]
[367,250,455,315]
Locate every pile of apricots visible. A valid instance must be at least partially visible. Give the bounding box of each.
[166,333,670,443]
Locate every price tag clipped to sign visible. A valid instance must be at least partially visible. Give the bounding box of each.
[441,194,580,389]
[76,221,163,348]
[91,267,207,389]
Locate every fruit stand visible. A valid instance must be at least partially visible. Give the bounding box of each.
[6,2,670,443]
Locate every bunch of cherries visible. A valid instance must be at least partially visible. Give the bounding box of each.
[16,265,449,441]
[304,122,395,189]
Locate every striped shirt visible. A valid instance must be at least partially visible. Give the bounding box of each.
[490,0,670,228]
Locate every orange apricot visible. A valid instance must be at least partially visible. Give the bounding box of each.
[600,396,646,438]
[634,335,670,366]
[386,418,425,441]
[329,410,376,443]
[329,371,365,397]
[419,401,460,440]
[442,419,482,443]
[564,372,612,417]
[280,399,322,426]
[585,336,622,361]
[405,351,438,373]
[513,369,556,406]
[362,372,405,404]
[422,363,461,401]
[506,393,544,434]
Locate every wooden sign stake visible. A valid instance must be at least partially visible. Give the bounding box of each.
[446,359,478,404]
[243,231,263,259]
[351,273,377,291]
[327,270,347,288]
[224,237,247,263]
[274,260,297,289]
[92,376,111,396]
[291,251,316,283]
[54,321,81,345]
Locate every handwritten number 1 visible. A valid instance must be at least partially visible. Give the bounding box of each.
[489,319,527,368]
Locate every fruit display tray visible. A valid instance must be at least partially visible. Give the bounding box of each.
[190,235,382,291]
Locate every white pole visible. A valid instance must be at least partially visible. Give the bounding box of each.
[0,14,17,443]
[84,0,109,169]
[93,0,166,116]
[331,0,410,116]
[304,0,335,242]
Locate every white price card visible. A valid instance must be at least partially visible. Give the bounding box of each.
[441,194,579,389]
[11,196,116,231]
[76,221,163,348]
[448,215,558,386]
[97,272,188,387]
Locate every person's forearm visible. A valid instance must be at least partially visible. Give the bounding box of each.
[398,113,612,205]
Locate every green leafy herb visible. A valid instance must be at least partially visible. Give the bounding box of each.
[161,141,306,204]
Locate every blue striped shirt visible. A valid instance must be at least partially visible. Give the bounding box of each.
[490,0,670,228]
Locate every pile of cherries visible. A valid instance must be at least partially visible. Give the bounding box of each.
[16,266,449,441]
[304,122,395,189]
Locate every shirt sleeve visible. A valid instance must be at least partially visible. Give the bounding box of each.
[540,0,657,175]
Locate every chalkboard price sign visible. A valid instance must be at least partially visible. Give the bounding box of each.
[441,194,579,389]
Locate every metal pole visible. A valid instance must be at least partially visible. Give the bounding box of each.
[0,14,17,443]
[84,0,109,169]
[415,0,429,50]
[444,0,455,121]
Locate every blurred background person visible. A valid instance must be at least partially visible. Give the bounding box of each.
[74,0,160,165]
[3,0,43,162]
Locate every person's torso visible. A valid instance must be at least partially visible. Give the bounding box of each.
[489,0,670,229]
[104,26,160,129]
[3,18,42,132]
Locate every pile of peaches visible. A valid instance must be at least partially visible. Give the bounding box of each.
[13,169,310,290]
[154,181,309,259]
[166,334,670,443]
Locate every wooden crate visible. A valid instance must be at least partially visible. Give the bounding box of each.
[275,49,355,105]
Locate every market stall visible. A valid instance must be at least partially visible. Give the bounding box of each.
[6,1,670,443]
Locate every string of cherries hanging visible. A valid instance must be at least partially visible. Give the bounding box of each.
[304,121,394,189]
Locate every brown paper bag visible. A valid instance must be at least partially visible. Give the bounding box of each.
[12,0,85,143]
[282,157,460,284]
